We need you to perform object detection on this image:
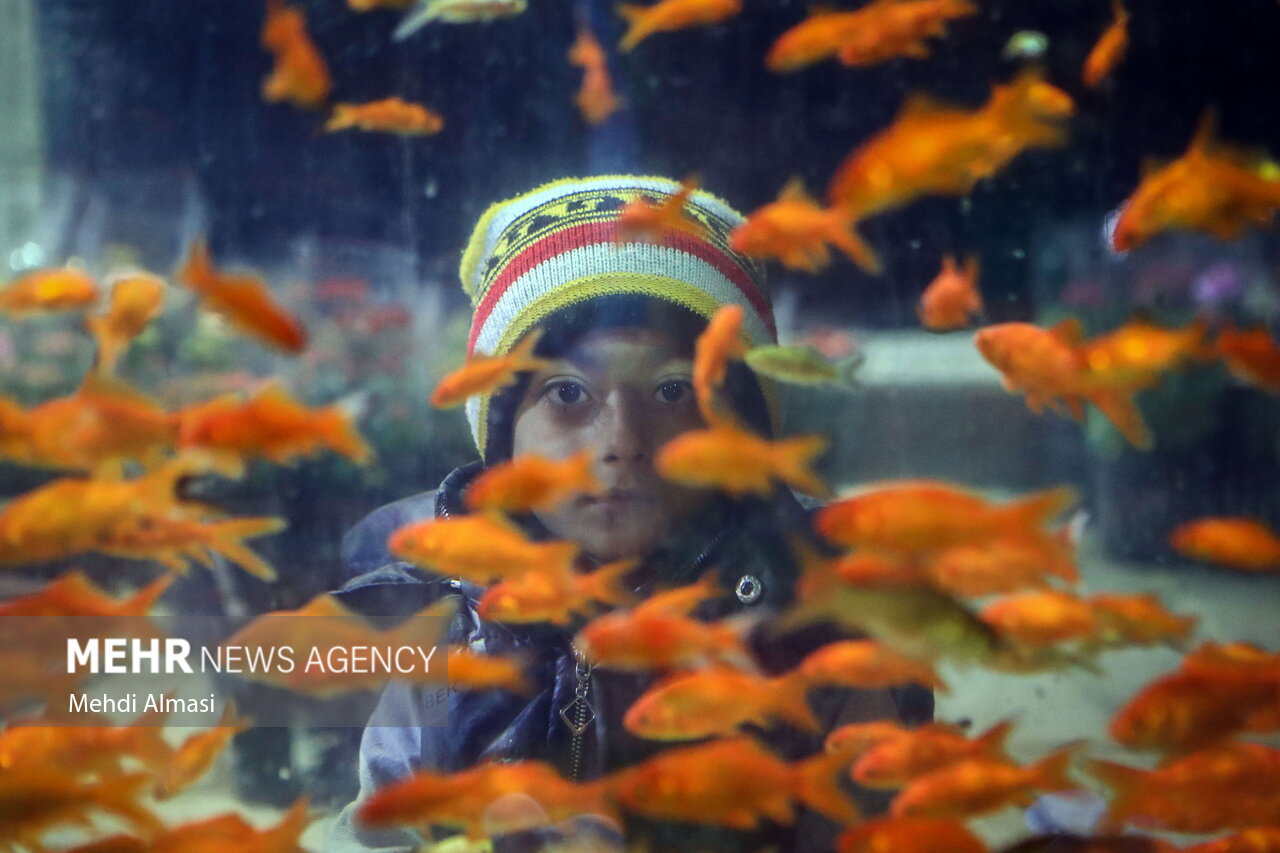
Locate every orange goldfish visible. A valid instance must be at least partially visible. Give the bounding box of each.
[853,720,1014,789]
[616,0,742,52]
[0,707,172,777]
[1083,0,1129,88]
[1182,828,1280,853]
[829,69,1073,220]
[0,266,99,315]
[692,304,748,425]
[86,273,165,374]
[797,639,949,693]
[1076,317,1212,391]
[388,514,579,584]
[445,646,534,694]
[611,736,861,827]
[568,29,621,125]
[814,480,1076,552]
[0,572,171,660]
[1090,742,1280,834]
[177,383,372,466]
[766,10,865,72]
[922,532,1079,597]
[837,817,988,853]
[623,667,817,740]
[0,769,160,849]
[574,603,755,671]
[358,761,612,839]
[61,797,310,853]
[220,595,455,697]
[614,176,707,244]
[261,0,332,108]
[154,704,253,799]
[1182,641,1280,684]
[325,98,444,135]
[1088,593,1197,647]
[975,320,1153,450]
[1111,112,1280,251]
[918,254,983,331]
[431,328,549,408]
[1215,323,1280,392]
[729,178,882,274]
[832,0,979,67]
[1170,516,1280,572]
[0,375,179,472]
[177,238,308,354]
[825,720,924,756]
[477,558,636,625]
[1110,669,1280,755]
[891,748,1077,819]
[979,590,1098,647]
[655,421,829,498]
[465,450,600,513]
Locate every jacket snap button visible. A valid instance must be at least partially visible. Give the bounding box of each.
[735,574,762,604]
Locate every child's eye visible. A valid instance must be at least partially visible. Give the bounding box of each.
[656,380,692,404]
[547,380,588,405]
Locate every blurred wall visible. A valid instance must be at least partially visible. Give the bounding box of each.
[0,0,43,258]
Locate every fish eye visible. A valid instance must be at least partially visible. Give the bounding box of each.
[655,379,692,404]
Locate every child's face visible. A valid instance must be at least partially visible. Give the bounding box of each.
[511,326,710,562]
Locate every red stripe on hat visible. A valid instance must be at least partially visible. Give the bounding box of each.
[467,220,773,355]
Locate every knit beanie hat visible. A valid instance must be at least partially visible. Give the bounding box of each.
[458,174,778,461]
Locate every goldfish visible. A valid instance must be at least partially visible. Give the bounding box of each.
[1111,111,1280,251]
[477,558,636,625]
[1181,641,1280,683]
[1182,828,1280,853]
[465,450,600,514]
[744,343,863,388]
[729,178,882,274]
[0,375,179,472]
[614,176,707,245]
[0,707,171,777]
[260,0,332,108]
[154,703,253,799]
[431,328,549,409]
[574,601,755,672]
[1170,516,1280,572]
[765,9,864,72]
[0,265,99,315]
[1088,593,1197,647]
[797,639,949,693]
[918,254,983,331]
[1090,742,1280,834]
[61,797,310,853]
[922,532,1079,597]
[623,667,817,740]
[825,720,926,756]
[1076,317,1212,391]
[1110,668,1280,754]
[611,736,862,827]
[692,304,748,425]
[615,0,742,52]
[177,238,308,354]
[1215,323,1280,393]
[0,769,160,850]
[829,69,1073,220]
[814,480,1076,553]
[394,0,528,39]
[358,761,613,839]
[220,595,455,696]
[0,456,284,580]
[852,720,1014,789]
[86,273,165,374]
[1083,0,1129,87]
[177,382,372,466]
[837,817,988,853]
[0,571,171,652]
[975,319,1153,450]
[568,29,621,125]
[655,421,829,498]
[979,590,1098,647]
[388,514,579,585]
[326,98,445,135]
[831,0,979,67]
[891,748,1077,819]
[445,646,534,694]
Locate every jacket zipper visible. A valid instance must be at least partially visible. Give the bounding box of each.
[562,644,594,781]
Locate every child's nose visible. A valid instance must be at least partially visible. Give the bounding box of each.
[596,392,650,468]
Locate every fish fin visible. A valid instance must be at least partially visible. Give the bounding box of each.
[616,3,650,51]
[774,433,830,497]
[778,175,818,206]
[177,238,214,291]
[1049,316,1085,345]
[267,797,312,850]
[897,92,959,120]
[973,718,1015,759]
[91,772,164,835]
[1087,758,1146,830]
[507,326,550,371]
[1188,107,1219,154]
[1030,744,1081,792]
[388,596,458,649]
[207,517,286,580]
[393,1,443,40]
[638,570,722,617]
[826,215,883,275]
[579,558,639,609]
[714,610,766,673]
[123,574,175,617]
[1089,387,1153,450]
[1002,485,1077,529]
[794,749,862,825]
[319,406,374,465]
[768,672,821,731]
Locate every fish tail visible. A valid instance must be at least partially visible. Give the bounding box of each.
[1088,387,1154,450]
[178,237,214,291]
[508,326,551,372]
[616,4,649,52]
[1087,759,1147,830]
[129,711,177,772]
[123,573,175,617]
[207,517,286,580]
[387,596,458,652]
[393,1,442,40]
[320,406,374,465]
[324,105,354,132]
[768,671,820,731]
[92,772,164,835]
[794,750,862,825]
[773,433,830,498]
[86,315,122,375]
[579,558,639,609]
[1030,744,1079,792]
[267,797,311,849]
[973,718,1015,759]
[826,212,883,275]
[1001,485,1078,530]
